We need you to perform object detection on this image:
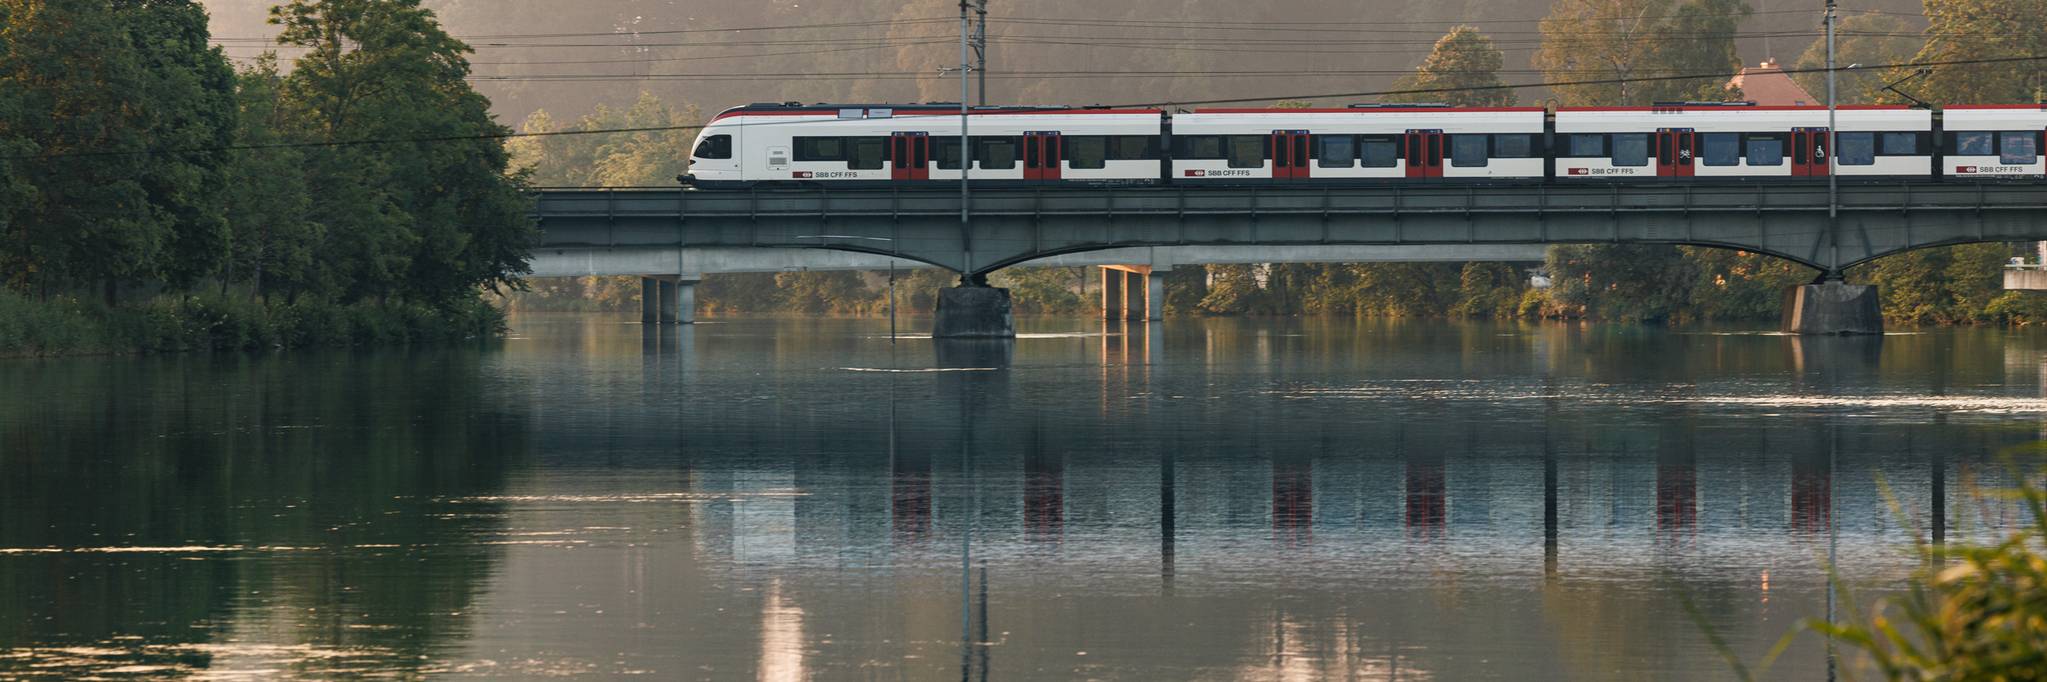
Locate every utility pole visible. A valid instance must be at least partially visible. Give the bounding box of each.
[958,0,973,283]
[1825,0,1840,281]
[973,0,988,106]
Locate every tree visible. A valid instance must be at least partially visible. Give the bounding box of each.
[1387,26,1515,106]
[1535,0,1752,106]
[1791,13,1922,104]
[1892,0,2047,104]
[118,0,238,290]
[271,0,534,303]
[222,56,320,300]
[0,0,159,296]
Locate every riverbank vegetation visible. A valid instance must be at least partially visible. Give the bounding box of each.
[0,0,532,356]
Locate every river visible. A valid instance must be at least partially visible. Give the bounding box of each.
[2,314,2044,679]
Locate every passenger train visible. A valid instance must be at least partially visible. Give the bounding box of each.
[681,101,2047,188]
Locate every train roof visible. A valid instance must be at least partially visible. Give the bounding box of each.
[712,103,1161,121]
[1560,105,1912,112]
[1191,107,1545,114]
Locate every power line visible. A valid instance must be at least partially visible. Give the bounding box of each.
[15,54,2046,162]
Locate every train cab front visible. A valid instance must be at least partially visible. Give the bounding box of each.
[684,121,743,189]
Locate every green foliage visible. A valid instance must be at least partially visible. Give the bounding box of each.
[1387,26,1515,106]
[510,91,701,188]
[991,267,1090,315]
[0,0,529,353]
[0,289,503,357]
[271,0,535,304]
[1536,0,1753,106]
[1890,0,2047,104]
[1851,243,2022,325]
[1794,13,1923,104]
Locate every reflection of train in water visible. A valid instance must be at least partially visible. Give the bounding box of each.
[680,101,2047,188]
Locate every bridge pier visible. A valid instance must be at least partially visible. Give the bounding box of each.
[1102,268,1124,320]
[1782,282,1882,335]
[640,277,659,324]
[640,276,699,325]
[933,286,1015,338]
[672,278,698,324]
[1102,266,1166,321]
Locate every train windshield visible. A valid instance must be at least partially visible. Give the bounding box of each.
[693,135,732,159]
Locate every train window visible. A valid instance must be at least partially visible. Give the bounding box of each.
[1745,135,1785,166]
[1176,136,1224,159]
[1493,134,1535,158]
[1226,136,1267,168]
[1566,134,1605,157]
[2002,132,2039,165]
[935,138,963,170]
[1954,131,1995,156]
[1611,134,1649,166]
[1881,132,1919,155]
[848,138,885,170]
[693,135,732,160]
[1068,136,1108,169]
[1701,133,1740,166]
[1317,135,1355,168]
[977,137,1019,170]
[1836,132,1876,165]
[1109,136,1157,160]
[1450,135,1489,167]
[794,137,846,162]
[1361,137,1399,167]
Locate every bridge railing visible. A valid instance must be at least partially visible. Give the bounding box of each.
[532,183,2047,222]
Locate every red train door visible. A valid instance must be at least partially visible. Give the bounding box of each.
[1270,130,1310,179]
[1656,129,1695,177]
[1404,130,1444,178]
[1025,132,1062,182]
[1792,127,1830,177]
[890,132,929,181]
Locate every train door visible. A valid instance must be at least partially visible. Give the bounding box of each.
[1656,129,1695,177]
[1792,127,1830,177]
[1403,130,1444,179]
[890,132,929,181]
[1270,130,1310,179]
[1025,131,1063,182]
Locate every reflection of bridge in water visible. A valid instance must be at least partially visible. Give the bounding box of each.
[529,321,2036,571]
[479,317,2047,679]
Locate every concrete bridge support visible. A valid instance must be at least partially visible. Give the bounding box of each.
[639,276,700,325]
[933,287,1015,338]
[640,278,659,324]
[1101,266,1165,321]
[1782,282,1882,335]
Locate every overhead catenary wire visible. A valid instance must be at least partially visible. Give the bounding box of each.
[15,53,2046,162]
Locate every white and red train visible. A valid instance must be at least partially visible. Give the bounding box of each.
[682,102,2047,187]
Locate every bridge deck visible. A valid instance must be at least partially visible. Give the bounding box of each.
[532,183,2047,275]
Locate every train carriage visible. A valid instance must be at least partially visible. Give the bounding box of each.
[685,103,1165,188]
[1170,106,1547,183]
[683,99,2041,189]
[1552,104,1932,180]
[1941,105,2047,179]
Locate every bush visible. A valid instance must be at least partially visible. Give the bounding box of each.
[0,290,506,357]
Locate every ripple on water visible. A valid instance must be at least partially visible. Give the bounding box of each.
[1276,380,2047,414]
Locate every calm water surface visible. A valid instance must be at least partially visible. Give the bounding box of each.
[4,315,2046,680]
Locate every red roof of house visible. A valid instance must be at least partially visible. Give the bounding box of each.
[1728,59,1817,106]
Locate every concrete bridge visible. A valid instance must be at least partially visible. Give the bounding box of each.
[532,182,2047,334]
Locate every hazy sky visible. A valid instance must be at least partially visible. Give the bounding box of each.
[197,0,1927,124]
